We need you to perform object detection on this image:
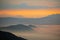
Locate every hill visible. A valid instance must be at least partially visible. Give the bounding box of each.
[0,31,27,40]
[0,24,36,32]
[0,14,60,27]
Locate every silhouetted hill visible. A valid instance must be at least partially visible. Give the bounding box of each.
[0,14,60,26]
[0,31,27,40]
[0,24,36,32]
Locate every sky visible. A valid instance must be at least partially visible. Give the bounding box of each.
[0,0,60,18]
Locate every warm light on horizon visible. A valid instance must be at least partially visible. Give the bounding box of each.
[0,9,60,18]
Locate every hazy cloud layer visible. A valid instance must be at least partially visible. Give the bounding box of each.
[0,0,60,9]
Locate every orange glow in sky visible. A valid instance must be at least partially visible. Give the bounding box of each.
[0,8,60,18]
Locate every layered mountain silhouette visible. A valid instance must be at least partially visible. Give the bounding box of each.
[0,24,36,32]
[0,14,60,27]
[0,31,27,40]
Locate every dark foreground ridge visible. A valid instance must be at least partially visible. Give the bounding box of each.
[0,31,27,40]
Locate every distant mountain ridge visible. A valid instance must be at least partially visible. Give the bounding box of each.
[0,24,36,32]
[0,14,60,27]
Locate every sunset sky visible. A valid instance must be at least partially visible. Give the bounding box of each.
[0,0,60,18]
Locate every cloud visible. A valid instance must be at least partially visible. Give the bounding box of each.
[0,3,60,9]
[0,0,60,9]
